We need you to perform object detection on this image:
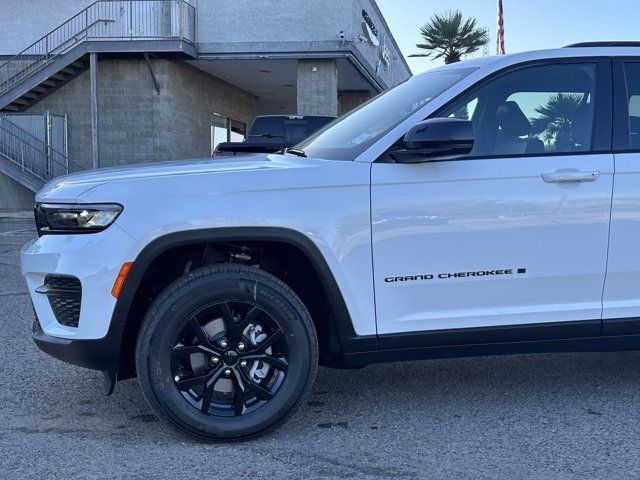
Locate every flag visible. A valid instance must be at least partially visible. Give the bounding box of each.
[497,0,505,55]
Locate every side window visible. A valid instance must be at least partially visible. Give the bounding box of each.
[623,63,640,149]
[439,63,597,158]
[448,98,478,121]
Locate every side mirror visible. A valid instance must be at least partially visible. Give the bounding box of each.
[389,118,475,163]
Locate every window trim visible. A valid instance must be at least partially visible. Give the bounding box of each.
[612,58,640,153]
[392,57,614,162]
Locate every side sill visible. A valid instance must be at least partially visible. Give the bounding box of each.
[341,333,640,367]
[378,320,602,350]
[603,317,640,336]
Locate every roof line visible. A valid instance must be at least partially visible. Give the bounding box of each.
[566,41,640,48]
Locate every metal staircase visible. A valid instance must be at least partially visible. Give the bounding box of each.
[0,0,196,194]
[0,116,76,191]
[0,0,196,112]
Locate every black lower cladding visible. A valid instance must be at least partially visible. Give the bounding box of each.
[32,315,124,371]
[43,274,82,328]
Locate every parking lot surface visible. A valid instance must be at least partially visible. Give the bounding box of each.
[2,214,640,479]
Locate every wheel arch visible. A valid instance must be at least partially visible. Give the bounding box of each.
[112,227,375,377]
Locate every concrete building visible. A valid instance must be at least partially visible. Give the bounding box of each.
[0,0,411,208]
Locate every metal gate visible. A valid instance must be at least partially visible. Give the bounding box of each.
[0,112,68,159]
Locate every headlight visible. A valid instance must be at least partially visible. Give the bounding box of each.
[34,203,123,235]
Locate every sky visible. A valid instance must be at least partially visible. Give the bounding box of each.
[376,0,640,74]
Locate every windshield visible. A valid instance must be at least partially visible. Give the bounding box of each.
[295,67,477,161]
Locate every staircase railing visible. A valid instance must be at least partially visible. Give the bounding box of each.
[0,0,196,96]
[0,116,79,184]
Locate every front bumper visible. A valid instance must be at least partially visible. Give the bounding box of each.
[21,223,137,340]
[22,222,139,374]
[32,316,124,371]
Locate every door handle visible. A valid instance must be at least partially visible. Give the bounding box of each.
[541,171,600,183]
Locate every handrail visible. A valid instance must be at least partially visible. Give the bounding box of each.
[0,116,80,183]
[0,0,196,96]
[0,117,67,158]
[0,4,105,70]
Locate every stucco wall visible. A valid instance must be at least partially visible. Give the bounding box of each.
[350,0,412,88]
[1,0,411,89]
[195,0,411,88]
[0,0,94,56]
[196,0,353,47]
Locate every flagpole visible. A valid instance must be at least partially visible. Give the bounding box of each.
[497,0,505,55]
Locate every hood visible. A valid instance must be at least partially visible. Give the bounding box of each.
[36,153,292,202]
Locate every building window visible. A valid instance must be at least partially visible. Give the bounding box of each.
[229,119,246,142]
[211,114,247,153]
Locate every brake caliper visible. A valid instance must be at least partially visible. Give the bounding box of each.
[247,324,269,382]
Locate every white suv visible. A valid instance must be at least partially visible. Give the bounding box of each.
[21,42,640,440]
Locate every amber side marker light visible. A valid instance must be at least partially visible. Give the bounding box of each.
[111,262,133,298]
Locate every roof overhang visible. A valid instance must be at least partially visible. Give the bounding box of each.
[187,52,383,114]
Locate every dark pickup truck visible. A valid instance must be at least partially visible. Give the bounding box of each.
[214,115,335,156]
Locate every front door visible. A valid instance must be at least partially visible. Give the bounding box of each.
[372,60,614,337]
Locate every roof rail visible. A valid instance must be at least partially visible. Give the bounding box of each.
[565,41,640,48]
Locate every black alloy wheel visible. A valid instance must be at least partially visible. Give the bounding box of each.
[136,264,318,441]
[171,300,289,417]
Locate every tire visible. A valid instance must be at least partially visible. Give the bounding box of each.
[135,264,318,441]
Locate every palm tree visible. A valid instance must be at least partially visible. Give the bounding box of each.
[409,10,489,64]
[530,93,585,151]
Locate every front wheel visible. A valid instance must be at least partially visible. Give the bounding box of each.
[135,264,318,441]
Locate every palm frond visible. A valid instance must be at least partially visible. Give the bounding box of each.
[413,10,489,64]
[531,93,586,149]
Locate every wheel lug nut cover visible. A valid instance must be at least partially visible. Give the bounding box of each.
[240,360,247,367]
[224,369,232,376]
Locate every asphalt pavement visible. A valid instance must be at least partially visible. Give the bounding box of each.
[2,214,640,479]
